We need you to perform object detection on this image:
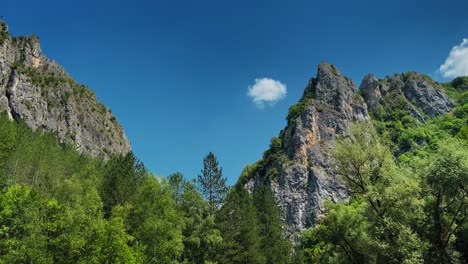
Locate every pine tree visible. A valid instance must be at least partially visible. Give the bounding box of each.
[197,152,228,212]
[253,186,291,264]
[168,172,222,263]
[216,184,265,264]
[100,152,146,217]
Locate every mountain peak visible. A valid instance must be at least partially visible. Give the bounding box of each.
[246,62,370,236]
[0,22,130,158]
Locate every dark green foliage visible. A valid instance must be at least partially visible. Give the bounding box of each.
[168,172,222,263]
[286,87,314,126]
[216,184,266,264]
[197,152,228,212]
[451,76,468,89]
[238,161,263,185]
[455,222,468,263]
[0,113,16,187]
[253,186,292,264]
[238,137,289,186]
[100,152,146,216]
[263,137,288,165]
[215,184,293,264]
[416,140,468,263]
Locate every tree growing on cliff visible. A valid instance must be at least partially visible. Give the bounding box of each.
[197,152,228,212]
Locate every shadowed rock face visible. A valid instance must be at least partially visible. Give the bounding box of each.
[0,21,130,158]
[246,62,370,237]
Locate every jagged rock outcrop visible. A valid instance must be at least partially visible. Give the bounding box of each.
[245,62,370,237]
[244,64,456,238]
[360,73,455,123]
[0,21,130,158]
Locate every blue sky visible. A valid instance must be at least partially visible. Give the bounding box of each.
[3,0,468,184]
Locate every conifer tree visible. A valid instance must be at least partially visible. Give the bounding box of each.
[197,152,228,212]
[216,184,265,264]
[253,186,291,264]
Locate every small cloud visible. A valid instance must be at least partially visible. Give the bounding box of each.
[439,39,468,78]
[247,78,287,108]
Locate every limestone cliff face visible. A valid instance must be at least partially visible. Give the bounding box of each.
[245,63,455,238]
[360,73,454,124]
[0,21,130,158]
[245,62,370,237]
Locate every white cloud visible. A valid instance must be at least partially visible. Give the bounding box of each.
[247,78,287,108]
[439,39,468,78]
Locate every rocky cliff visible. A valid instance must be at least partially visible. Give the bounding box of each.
[244,62,370,237]
[0,21,130,158]
[360,72,454,124]
[244,62,455,238]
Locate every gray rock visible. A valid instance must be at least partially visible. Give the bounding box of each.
[0,21,130,158]
[403,74,454,117]
[359,74,381,113]
[360,73,454,122]
[246,64,455,239]
[246,62,369,237]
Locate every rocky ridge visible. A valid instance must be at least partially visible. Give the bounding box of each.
[360,72,454,123]
[244,62,455,238]
[0,21,130,158]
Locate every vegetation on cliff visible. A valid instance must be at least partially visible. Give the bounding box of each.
[295,78,468,264]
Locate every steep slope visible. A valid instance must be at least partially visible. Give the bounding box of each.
[360,72,454,123]
[244,62,369,237]
[243,63,456,238]
[0,21,130,158]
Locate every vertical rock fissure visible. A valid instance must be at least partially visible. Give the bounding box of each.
[5,69,18,120]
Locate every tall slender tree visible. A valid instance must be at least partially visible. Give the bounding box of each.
[253,186,291,264]
[197,152,228,212]
[216,184,265,264]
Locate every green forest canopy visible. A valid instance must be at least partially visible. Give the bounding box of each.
[0,76,466,263]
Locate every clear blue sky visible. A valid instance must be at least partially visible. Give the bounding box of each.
[3,0,468,184]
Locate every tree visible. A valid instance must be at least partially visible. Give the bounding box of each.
[168,172,222,263]
[329,123,426,263]
[100,152,146,217]
[416,140,468,263]
[216,184,265,264]
[0,113,16,188]
[197,152,228,212]
[99,205,142,264]
[0,185,49,263]
[297,199,377,264]
[253,186,291,264]
[129,175,184,264]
